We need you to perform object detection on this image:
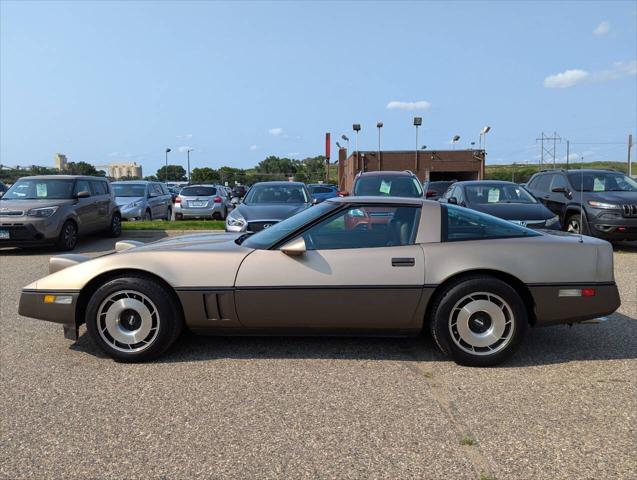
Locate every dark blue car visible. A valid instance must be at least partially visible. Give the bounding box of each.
[308,184,339,203]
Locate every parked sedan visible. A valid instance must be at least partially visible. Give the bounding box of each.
[20,197,619,366]
[0,175,121,250]
[226,181,312,232]
[440,181,561,229]
[111,181,173,221]
[175,184,233,220]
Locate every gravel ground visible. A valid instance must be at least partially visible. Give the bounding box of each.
[1,235,636,479]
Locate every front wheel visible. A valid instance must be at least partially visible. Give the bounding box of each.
[107,213,122,237]
[565,212,588,235]
[429,276,527,367]
[56,220,78,251]
[85,275,183,362]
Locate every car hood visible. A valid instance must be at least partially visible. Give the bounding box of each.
[470,202,554,220]
[115,196,144,207]
[0,198,76,211]
[587,191,637,203]
[127,232,244,252]
[236,203,309,221]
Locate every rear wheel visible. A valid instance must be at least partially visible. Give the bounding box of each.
[107,213,122,237]
[85,275,183,362]
[55,220,78,251]
[165,206,173,221]
[429,276,527,366]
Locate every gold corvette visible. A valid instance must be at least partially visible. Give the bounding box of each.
[19,197,620,366]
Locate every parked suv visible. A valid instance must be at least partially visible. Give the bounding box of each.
[111,181,174,221]
[422,180,456,200]
[175,184,234,220]
[525,169,637,240]
[352,171,424,198]
[0,175,121,250]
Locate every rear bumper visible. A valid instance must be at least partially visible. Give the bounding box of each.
[175,205,224,218]
[19,289,80,327]
[530,282,621,326]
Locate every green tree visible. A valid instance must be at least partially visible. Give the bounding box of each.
[218,166,247,185]
[156,165,187,182]
[298,155,327,183]
[65,161,103,176]
[190,167,220,184]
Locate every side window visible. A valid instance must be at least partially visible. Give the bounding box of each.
[443,205,539,241]
[90,180,108,195]
[549,175,567,191]
[300,205,421,250]
[535,175,551,192]
[152,184,164,196]
[455,187,464,203]
[74,180,91,196]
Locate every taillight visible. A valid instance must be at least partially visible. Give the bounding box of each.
[175,197,181,203]
[337,191,349,197]
[214,196,222,203]
[582,288,596,297]
[426,190,436,198]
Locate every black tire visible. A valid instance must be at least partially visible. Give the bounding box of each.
[55,220,78,251]
[107,213,122,237]
[175,213,183,221]
[429,276,527,367]
[85,275,183,362]
[212,211,221,220]
[565,211,589,235]
[165,207,172,221]
[221,207,228,220]
[143,209,152,221]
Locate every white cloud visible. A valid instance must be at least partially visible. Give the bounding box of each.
[287,152,300,157]
[593,21,610,36]
[543,69,590,88]
[178,146,193,153]
[544,60,637,88]
[269,127,284,136]
[386,100,431,111]
[249,145,257,150]
[177,133,193,140]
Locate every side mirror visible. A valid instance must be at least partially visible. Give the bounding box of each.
[312,198,319,205]
[280,237,306,256]
[76,190,90,199]
[447,197,458,205]
[551,186,568,195]
[231,197,240,205]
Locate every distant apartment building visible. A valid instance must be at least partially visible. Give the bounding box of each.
[108,162,143,179]
[54,153,68,171]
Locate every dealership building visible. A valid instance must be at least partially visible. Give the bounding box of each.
[337,148,485,194]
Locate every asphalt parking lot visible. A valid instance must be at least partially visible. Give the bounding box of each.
[1,235,636,480]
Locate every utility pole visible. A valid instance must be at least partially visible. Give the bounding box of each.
[566,140,570,169]
[628,134,633,177]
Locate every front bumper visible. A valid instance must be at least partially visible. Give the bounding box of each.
[120,206,143,220]
[586,210,637,240]
[19,289,80,338]
[0,219,61,247]
[530,282,621,326]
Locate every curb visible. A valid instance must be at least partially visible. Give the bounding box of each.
[121,229,225,238]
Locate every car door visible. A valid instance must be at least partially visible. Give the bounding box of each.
[531,174,552,208]
[234,204,426,331]
[73,179,98,232]
[546,174,569,216]
[90,180,111,229]
[149,183,167,218]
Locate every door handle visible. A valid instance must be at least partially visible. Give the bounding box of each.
[392,257,415,267]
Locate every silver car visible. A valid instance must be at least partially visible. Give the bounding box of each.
[175,184,234,220]
[111,181,173,221]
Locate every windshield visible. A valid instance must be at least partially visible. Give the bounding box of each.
[354,175,423,197]
[427,182,453,195]
[567,172,637,192]
[465,184,537,204]
[243,184,309,204]
[112,183,147,197]
[2,179,75,200]
[240,202,337,249]
[180,186,217,196]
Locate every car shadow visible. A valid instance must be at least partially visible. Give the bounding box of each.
[613,240,637,253]
[69,312,637,367]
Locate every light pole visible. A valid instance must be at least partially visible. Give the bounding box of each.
[164,148,171,182]
[353,124,361,171]
[479,125,491,151]
[451,135,460,150]
[186,148,193,184]
[376,122,383,170]
[341,134,350,152]
[413,117,422,171]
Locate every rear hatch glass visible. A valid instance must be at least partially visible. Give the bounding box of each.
[180,186,216,196]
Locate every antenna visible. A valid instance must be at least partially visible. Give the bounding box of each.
[579,158,584,243]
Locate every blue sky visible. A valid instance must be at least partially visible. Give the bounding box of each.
[1,0,636,174]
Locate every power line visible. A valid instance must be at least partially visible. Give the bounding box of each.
[536,132,561,167]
